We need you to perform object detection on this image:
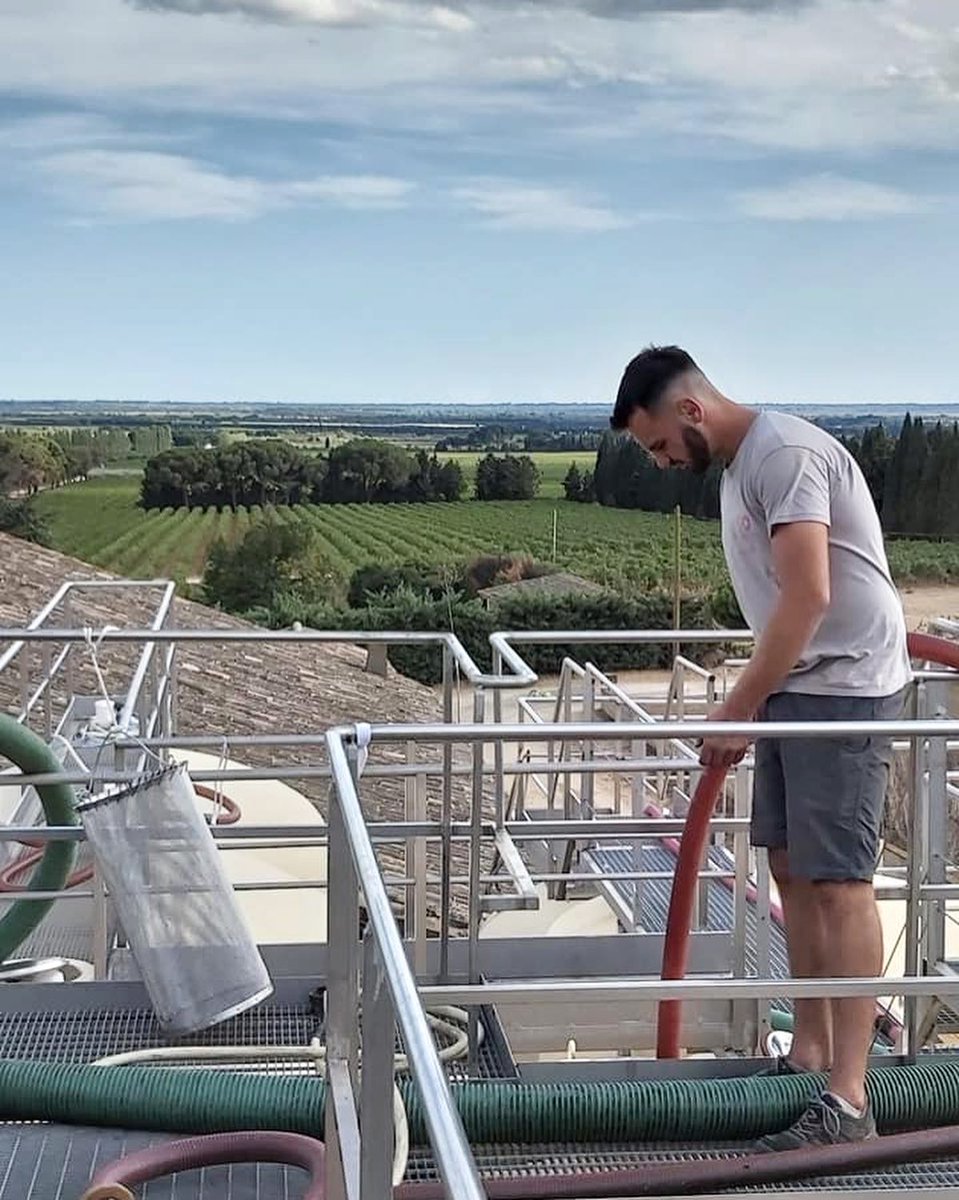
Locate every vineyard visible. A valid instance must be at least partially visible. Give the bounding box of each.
[32,477,959,592]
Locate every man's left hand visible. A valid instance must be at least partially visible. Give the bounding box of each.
[698,700,754,768]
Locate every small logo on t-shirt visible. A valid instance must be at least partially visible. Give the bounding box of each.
[739,514,752,533]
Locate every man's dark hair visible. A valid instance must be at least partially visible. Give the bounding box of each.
[609,345,700,430]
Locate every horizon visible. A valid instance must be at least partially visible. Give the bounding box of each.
[3,397,959,413]
[2,0,957,406]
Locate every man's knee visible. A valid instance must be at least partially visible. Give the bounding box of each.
[811,878,875,915]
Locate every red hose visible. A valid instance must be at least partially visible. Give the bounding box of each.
[393,1121,959,1198]
[77,1122,959,1200]
[0,784,241,894]
[83,1131,325,1200]
[655,765,726,1059]
[655,630,959,1059]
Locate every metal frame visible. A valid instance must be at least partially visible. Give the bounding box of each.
[2,606,959,1198]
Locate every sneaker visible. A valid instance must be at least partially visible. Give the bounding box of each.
[752,1092,877,1153]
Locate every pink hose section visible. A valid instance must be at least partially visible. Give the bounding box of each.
[655,629,959,1060]
[393,1122,959,1197]
[0,784,241,894]
[84,1132,324,1200]
[83,1122,959,1199]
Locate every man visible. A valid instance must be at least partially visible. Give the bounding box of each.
[610,345,911,1150]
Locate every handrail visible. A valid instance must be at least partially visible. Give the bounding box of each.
[0,581,176,677]
[0,627,538,690]
[325,728,485,1200]
[343,717,959,742]
[116,581,177,732]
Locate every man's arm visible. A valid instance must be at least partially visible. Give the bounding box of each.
[700,520,830,767]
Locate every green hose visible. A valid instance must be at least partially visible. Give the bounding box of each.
[0,714,78,964]
[2,1058,959,1144]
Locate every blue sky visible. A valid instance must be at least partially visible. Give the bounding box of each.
[1,0,957,405]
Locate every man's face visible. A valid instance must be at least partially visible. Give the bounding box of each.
[624,400,713,475]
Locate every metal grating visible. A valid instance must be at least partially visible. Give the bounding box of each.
[8,1125,959,1198]
[11,920,97,964]
[585,842,902,1045]
[585,841,791,1001]
[0,1125,307,1199]
[0,1004,321,1065]
[0,1002,511,1080]
[405,1142,959,1192]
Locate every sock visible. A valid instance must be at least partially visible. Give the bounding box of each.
[825,1090,866,1119]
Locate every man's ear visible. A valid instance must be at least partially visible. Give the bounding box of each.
[677,396,704,425]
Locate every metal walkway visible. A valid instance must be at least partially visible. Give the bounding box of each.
[7,1126,959,1199]
[584,841,791,983]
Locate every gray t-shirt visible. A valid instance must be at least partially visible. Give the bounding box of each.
[720,410,911,697]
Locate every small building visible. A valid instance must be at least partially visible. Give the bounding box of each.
[477,571,606,610]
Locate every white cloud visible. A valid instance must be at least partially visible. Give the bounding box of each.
[735,173,932,221]
[130,0,475,31]
[284,174,416,208]
[0,0,956,185]
[38,148,414,220]
[0,113,132,150]
[452,178,630,231]
[132,0,813,22]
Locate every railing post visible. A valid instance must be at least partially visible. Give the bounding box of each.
[404,740,428,978]
[904,680,928,1060]
[440,643,454,982]
[92,867,109,982]
[326,748,362,1200]
[732,760,752,1049]
[492,645,505,829]
[39,639,52,740]
[755,845,772,1049]
[360,928,397,1200]
[581,669,595,818]
[64,593,75,699]
[468,687,486,1072]
[924,680,950,976]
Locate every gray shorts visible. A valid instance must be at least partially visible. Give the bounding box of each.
[750,687,908,881]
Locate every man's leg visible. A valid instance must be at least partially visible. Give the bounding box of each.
[752,690,900,1150]
[768,848,832,1073]
[813,879,883,1111]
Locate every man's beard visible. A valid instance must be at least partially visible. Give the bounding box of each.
[682,426,712,475]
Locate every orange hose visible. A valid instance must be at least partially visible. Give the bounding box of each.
[0,784,241,894]
[655,630,959,1059]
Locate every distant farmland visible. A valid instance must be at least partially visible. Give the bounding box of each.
[31,477,959,592]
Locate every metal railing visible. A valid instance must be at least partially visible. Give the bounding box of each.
[2,607,959,1198]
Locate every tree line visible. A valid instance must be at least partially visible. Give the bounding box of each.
[585,431,723,519]
[1,425,173,498]
[580,415,959,538]
[140,438,464,509]
[140,439,547,510]
[474,453,539,500]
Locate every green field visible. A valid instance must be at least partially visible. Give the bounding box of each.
[436,450,596,498]
[32,477,959,591]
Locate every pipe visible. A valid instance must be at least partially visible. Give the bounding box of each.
[393,1121,959,1198]
[6,1057,959,1145]
[655,629,959,1059]
[655,765,725,1059]
[82,1131,325,1200]
[0,713,78,963]
[0,785,241,894]
[76,1116,959,1200]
